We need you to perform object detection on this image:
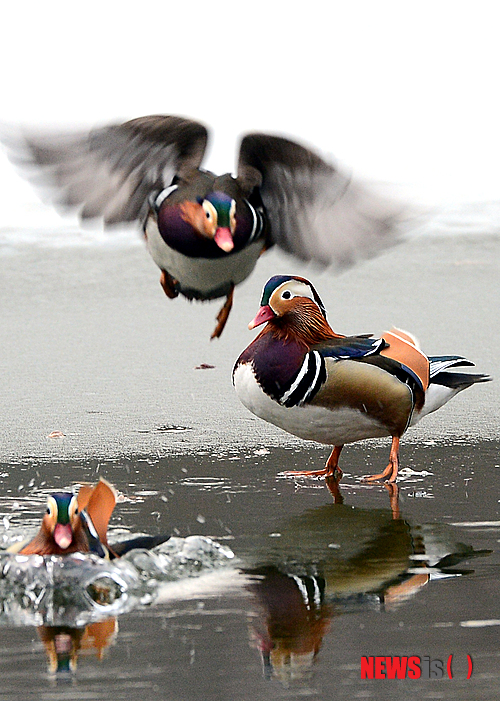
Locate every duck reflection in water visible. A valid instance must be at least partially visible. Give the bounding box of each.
[244,498,491,685]
[0,478,491,684]
[37,618,117,676]
[324,471,401,518]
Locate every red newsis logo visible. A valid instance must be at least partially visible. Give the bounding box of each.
[361,655,473,680]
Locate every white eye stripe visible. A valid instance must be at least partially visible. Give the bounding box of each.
[69,495,79,519]
[46,496,57,517]
[229,200,237,234]
[269,280,318,312]
[202,200,217,221]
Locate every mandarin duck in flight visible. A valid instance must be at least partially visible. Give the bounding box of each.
[1,115,412,338]
[233,275,491,483]
[10,478,168,557]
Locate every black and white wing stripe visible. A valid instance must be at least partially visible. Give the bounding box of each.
[429,355,474,378]
[321,336,386,360]
[245,200,267,245]
[279,350,326,407]
[276,338,387,408]
[289,574,325,610]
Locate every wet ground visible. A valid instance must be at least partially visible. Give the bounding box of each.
[0,233,499,699]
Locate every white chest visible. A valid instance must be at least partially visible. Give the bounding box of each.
[145,214,264,298]
[233,363,390,445]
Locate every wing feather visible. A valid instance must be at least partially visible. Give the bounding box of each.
[238,133,413,269]
[1,115,208,227]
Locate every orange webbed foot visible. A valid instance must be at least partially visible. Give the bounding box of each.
[284,446,344,480]
[363,437,400,483]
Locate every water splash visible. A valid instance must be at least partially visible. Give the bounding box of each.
[0,535,235,628]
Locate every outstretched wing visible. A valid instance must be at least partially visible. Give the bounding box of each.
[238,133,412,268]
[1,115,208,226]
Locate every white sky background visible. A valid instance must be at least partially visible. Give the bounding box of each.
[0,0,499,229]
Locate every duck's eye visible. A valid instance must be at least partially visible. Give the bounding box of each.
[282,290,292,300]
[46,496,57,520]
[202,200,217,224]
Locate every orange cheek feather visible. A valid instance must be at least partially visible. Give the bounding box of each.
[180,201,214,236]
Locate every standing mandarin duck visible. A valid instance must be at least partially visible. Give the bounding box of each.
[1,115,412,337]
[233,275,491,482]
[10,478,169,557]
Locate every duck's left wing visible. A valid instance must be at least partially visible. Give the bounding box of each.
[1,115,208,227]
[238,133,412,268]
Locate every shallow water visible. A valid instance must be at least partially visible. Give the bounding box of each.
[0,441,499,700]
[0,234,499,699]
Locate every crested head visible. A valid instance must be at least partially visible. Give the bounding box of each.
[250,275,340,346]
[43,492,80,551]
[19,480,117,557]
[260,275,328,318]
[48,493,78,524]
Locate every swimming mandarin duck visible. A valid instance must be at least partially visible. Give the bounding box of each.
[232,275,491,482]
[1,115,411,338]
[11,478,168,557]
